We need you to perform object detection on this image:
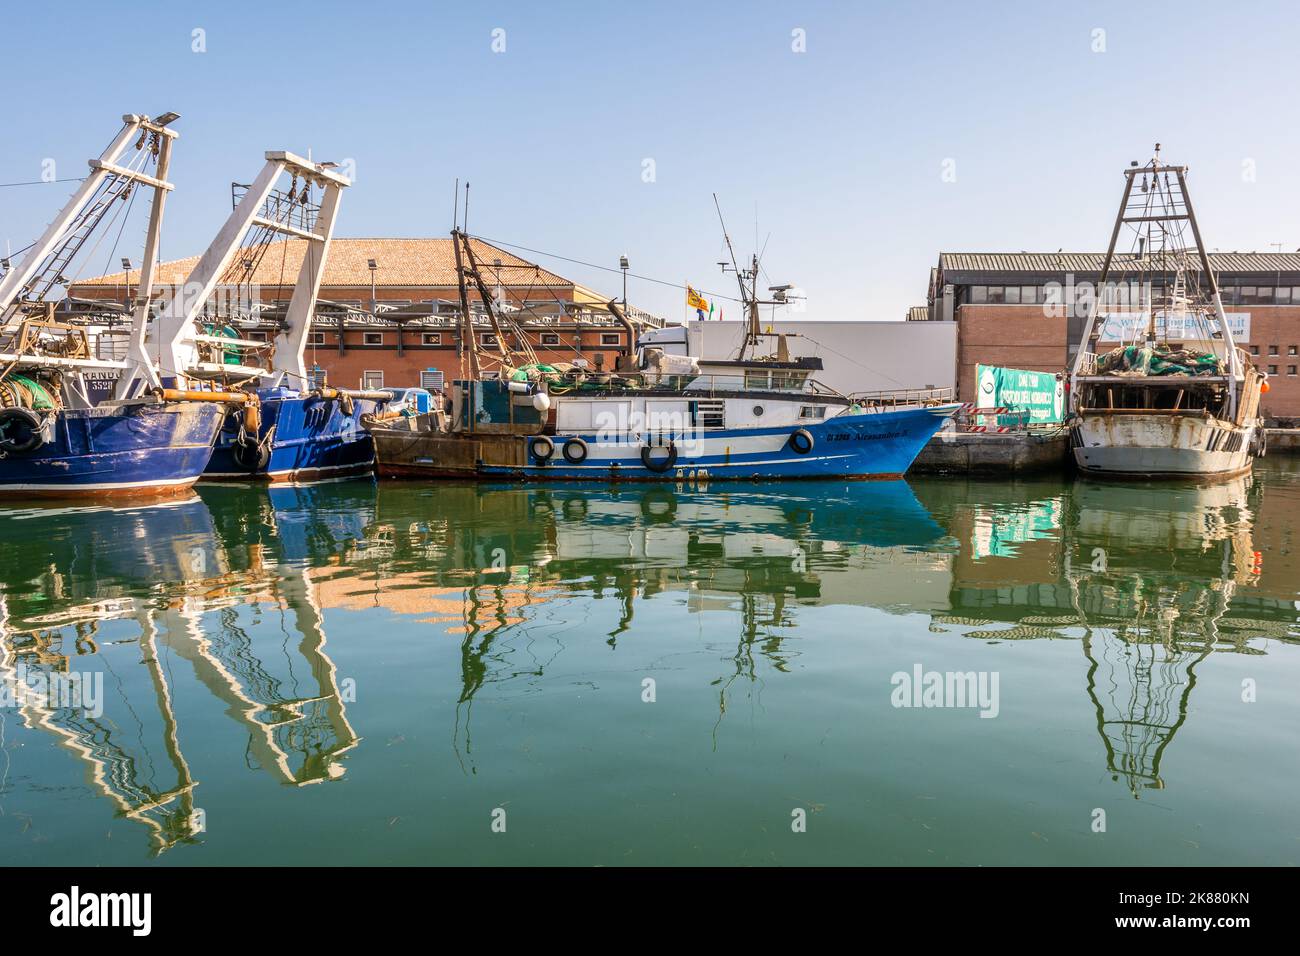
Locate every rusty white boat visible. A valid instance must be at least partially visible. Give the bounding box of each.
[1068,146,1267,480]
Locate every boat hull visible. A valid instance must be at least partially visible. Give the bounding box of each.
[1071,413,1255,479]
[203,390,383,483]
[373,404,958,481]
[0,401,226,499]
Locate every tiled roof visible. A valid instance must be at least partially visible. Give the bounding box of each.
[939,251,1300,277]
[72,237,573,290]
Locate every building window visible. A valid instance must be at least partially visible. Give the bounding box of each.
[246,331,268,342]
[969,286,988,304]
[1250,345,1260,355]
[422,332,442,345]
[986,286,1006,304]
[1020,286,1039,304]
[1269,345,1279,355]
[480,332,498,347]
[307,332,326,345]
[1004,286,1021,304]
[1277,287,1292,304]
[363,332,384,346]
[1290,366,1298,376]
[362,370,384,389]
[540,332,561,346]
[420,369,445,391]
[600,332,621,346]
[1289,345,1298,355]
[1257,287,1275,303]
[1268,365,1279,374]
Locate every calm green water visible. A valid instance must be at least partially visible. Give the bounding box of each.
[1,463,1298,866]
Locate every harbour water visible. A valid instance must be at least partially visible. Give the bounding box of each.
[1,465,1297,866]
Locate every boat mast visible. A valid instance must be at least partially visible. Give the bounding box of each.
[118,151,350,397]
[0,113,179,408]
[1071,145,1237,418]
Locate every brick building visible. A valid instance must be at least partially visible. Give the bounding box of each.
[71,237,663,392]
[913,252,1300,422]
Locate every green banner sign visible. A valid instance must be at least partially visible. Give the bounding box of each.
[976,365,1065,423]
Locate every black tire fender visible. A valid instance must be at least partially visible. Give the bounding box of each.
[640,440,677,473]
[788,428,815,455]
[0,407,48,455]
[530,435,555,462]
[232,437,271,472]
[562,437,589,464]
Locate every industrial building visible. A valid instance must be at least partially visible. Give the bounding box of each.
[71,237,664,393]
[914,251,1300,422]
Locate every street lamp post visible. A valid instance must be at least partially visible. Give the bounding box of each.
[619,255,629,308]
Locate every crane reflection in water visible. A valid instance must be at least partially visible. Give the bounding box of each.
[0,484,368,854]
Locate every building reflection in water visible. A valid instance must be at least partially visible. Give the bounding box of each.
[1,470,1296,852]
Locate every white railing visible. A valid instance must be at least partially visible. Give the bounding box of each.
[849,386,955,407]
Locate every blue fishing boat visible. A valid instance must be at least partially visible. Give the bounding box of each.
[0,112,233,499]
[203,385,385,481]
[368,229,956,481]
[0,399,227,498]
[110,149,395,482]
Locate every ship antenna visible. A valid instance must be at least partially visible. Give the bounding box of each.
[714,193,760,359]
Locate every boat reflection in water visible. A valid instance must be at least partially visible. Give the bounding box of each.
[0,485,369,854]
[924,474,1289,798]
[1,469,1296,860]
[355,480,949,762]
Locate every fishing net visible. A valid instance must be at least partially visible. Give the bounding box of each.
[1095,345,1224,377]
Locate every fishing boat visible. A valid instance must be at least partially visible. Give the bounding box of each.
[113,150,395,482]
[0,113,228,498]
[1068,146,1267,479]
[369,229,958,481]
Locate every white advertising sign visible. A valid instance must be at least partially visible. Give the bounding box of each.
[1097,311,1250,343]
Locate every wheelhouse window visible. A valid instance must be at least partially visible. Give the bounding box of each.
[693,399,725,430]
[799,405,826,420]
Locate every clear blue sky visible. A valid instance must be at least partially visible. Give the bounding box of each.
[3,0,1297,323]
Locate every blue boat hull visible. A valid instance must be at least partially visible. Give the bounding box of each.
[0,401,226,498]
[203,390,383,482]
[379,404,958,481]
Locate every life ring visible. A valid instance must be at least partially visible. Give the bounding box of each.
[788,428,815,455]
[562,437,589,464]
[640,440,677,473]
[0,407,48,455]
[530,435,555,462]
